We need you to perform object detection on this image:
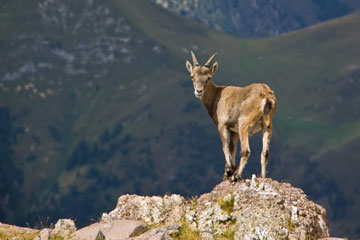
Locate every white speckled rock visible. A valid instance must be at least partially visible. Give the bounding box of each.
[52,219,76,238]
[39,228,52,240]
[102,194,186,225]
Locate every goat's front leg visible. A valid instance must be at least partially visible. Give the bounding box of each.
[218,124,236,180]
[232,127,250,181]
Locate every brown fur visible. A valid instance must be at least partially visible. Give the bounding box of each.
[186,52,277,181]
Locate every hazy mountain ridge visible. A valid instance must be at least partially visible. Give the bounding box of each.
[150,0,360,37]
[1,0,360,238]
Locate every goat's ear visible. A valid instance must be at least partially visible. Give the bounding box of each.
[211,62,218,75]
[186,60,193,73]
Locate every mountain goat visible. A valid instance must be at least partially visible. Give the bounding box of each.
[185,52,277,181]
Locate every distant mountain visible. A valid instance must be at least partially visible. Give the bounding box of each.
[150,0,360,37]
[1,0,360,238]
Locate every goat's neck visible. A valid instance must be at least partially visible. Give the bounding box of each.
[201,80,220,116]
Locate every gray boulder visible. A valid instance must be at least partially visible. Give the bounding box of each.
[53,219,77,238]
[130,224,181,240]
[71,220,145,240]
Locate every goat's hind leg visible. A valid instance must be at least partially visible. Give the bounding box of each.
[261,124,272,178]
[218,125,236,180]
[229,131,239,174]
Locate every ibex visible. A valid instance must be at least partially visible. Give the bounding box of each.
[185,52,277,181]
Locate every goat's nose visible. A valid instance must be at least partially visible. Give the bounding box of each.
[196,89,202,93]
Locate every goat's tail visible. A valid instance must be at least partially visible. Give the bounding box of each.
[263,97,276,127]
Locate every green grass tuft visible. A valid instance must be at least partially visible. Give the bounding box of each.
[189,195,199,209]
[218,194,235,215]
[172,222,200,240]
[286,217,296,231]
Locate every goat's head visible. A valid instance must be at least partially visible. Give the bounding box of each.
[186,51,218,98]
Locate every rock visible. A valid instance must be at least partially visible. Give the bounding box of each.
[102,220,145,240]
[250,174,258,189]
[53,219,76,238]
[71,222,101,240]
[200,231,214,240]
[102,194,186,225]
[130,224,181,240]
[0,222,39,238]
[102,177,330,239]
[39,228,52,240]
[318,238,347,240]
[71,220,145,240]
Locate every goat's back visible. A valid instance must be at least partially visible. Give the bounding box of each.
[216,83,276,127]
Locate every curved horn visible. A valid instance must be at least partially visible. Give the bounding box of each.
[191,51,199,66]
[204,53,217,68]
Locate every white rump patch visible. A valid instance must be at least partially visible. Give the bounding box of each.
[260,98,267,113]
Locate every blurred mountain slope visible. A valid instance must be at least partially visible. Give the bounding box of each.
[151,0,360,37]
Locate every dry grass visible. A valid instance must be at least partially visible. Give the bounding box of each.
[0,229,39,240]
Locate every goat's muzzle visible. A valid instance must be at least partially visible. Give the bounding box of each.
[195,89,203,98]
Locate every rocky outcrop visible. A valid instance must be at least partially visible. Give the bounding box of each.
[102,176,330,239]
[0,176,337,239]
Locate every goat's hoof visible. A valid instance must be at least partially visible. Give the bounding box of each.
[223,172,233,181]
[223,175,230,181]
[230,174,241,182]
[223,169,235,181]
